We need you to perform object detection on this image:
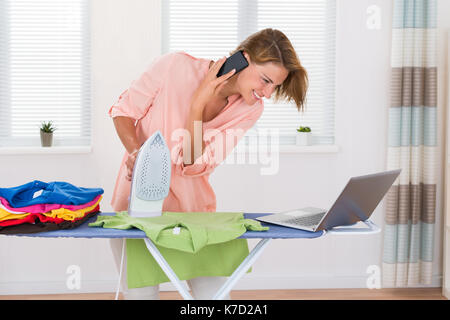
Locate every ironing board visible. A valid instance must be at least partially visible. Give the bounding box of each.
[5,212,380,300]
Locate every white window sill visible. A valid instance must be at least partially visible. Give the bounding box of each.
[0,145,339,155]
[0,146,92,155]
[278,144,339,153]
[232,144,340,154]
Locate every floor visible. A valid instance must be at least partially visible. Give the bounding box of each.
[0,288,447,300]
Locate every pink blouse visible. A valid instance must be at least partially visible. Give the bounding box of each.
[109,51,263,212]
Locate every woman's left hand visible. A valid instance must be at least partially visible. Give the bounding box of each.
[190,57,236,110]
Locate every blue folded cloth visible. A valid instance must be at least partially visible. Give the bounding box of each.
[0,180,104,207]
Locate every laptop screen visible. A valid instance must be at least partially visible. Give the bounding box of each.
[316,169,401,231]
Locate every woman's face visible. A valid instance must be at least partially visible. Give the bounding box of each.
[235,52,289,105]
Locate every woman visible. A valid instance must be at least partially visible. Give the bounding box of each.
[109,28,308,300]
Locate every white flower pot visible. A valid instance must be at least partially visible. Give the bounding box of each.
[296,132,312,146]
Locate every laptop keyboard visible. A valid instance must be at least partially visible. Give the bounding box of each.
[283,212,326,227]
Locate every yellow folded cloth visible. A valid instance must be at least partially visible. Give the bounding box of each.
[0,196,102,221]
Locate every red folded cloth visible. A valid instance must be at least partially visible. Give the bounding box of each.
[0,205,100,227]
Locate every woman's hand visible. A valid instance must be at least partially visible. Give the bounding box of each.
[125,149,139,181]
[112,116,141,181]
[190,57,236,110]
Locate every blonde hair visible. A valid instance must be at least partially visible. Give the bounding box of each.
[231,28,308,112]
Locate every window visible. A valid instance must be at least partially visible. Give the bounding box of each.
[162,0,336,145]
[0,0,91,147]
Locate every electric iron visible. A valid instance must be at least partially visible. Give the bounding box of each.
[128,130,171,217]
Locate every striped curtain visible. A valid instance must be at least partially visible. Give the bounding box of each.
[382,0,437,287]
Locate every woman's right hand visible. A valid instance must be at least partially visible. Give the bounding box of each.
[125,149,139,181]
[190,57,235,109]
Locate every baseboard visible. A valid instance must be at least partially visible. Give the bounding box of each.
[0,279,118,295]
[0,274,442,296]
[444,287,450,299]
[160,274,443,291]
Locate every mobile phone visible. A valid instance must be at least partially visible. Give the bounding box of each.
[216,50,249,77]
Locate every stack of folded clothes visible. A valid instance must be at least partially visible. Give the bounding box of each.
[0,180,104,234]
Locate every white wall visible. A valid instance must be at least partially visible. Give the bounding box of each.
[0,0,447,295]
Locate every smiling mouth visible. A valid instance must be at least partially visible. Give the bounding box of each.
[253,90,263,100]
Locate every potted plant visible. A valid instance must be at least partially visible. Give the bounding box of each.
[296,126,312,146]
[40,121,56,147]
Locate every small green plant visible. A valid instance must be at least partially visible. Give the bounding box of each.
[296,126,311,133]
[40,121,57,133]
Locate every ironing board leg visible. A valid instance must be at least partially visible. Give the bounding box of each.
[212,238,272,300]
[140,238,271,300]
[115,238,126,300]
[143,238,194,300]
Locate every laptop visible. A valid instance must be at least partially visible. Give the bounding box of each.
[255,169,401,232]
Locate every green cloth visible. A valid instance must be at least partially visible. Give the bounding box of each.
[89,211,269,288]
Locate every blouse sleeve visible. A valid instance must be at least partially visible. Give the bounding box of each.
[108,53,173,120]
[172,104,263,178]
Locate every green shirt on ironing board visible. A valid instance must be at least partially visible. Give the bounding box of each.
[89,211,268,288]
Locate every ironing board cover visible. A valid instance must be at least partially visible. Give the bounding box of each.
[3,213,324,239]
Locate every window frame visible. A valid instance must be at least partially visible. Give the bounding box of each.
[161,0,337,149]
[0,0,92,149]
